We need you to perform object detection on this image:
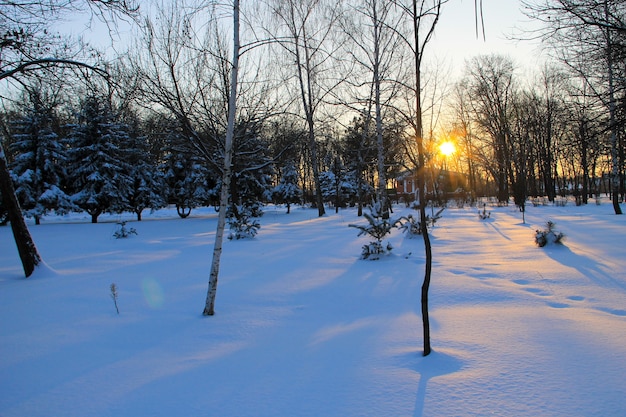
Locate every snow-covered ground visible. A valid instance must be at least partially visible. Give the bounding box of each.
[1,200,625,417]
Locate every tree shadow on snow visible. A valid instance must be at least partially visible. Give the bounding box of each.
[404,349,465,417]
[543,244,626,295]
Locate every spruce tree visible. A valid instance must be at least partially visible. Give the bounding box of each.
[126,134,166,221]
[272,162,302,213]
[66,97,133,223]
[9,96,73,224]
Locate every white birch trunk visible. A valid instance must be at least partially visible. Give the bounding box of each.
[203,0,240,315]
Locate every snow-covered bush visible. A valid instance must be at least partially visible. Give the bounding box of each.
[535,221,565,247]
[113,221,137,239]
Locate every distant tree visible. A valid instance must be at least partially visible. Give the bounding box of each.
[229,120,274,212]
[65,96,133,223]
[126,133,167,221]
[463,54,517,204]
[272,161,302,213]
[268,0,346,217]
[523,0,624,214]
[162,139,211,219]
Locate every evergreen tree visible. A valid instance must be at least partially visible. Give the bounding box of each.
[272,162,302,213]
[65,97,133,223]
[9,95,73,224]
[162,130,211,218]
[126,134,167,221]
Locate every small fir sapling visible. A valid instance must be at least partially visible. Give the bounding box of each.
[349,199,401,259]
[535,220,565,247]
[110,283,119,314]
[113,221,137,238]
[227,204,261,240]
[397,207,445,237]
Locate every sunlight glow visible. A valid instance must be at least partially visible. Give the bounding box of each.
[439,141,456,157]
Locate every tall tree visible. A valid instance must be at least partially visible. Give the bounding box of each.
[342,0,405,217]
[268,0,345,217]
[463,54,516,204]
[9,87,74,224]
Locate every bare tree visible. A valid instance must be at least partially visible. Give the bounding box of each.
[392,0,448,357]
[267,0,346,217]
[522,0,624,213]
[341,0,406,216]
[463,54,517,204]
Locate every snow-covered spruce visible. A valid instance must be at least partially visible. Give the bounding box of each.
[271,162,302,214]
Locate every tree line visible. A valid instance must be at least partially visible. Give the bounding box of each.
[2,0,623,228]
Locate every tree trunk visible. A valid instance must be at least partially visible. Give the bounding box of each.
[373,2,388,218]
[0,142,42,277]
[411,0,442,357]
[203,0,240,316]
[605,0,623,215]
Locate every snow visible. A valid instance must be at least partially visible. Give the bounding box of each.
[1,200,625,417]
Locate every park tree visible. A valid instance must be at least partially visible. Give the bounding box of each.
[522,0,624,213]
[65,95,133,223]
[393,0,448,356]
[203,0,241,316]
[463,54,517,204]
[272,161,302,213]
[268,0,347,217]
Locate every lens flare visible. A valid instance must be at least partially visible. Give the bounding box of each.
[142,278,164,309]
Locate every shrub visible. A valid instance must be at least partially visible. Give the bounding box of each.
[478,204,490,220]
[397,207,444,238]
[349,200,401,259]
[113,221,137,239]
[535,220,565,247]
[228,205,260,240]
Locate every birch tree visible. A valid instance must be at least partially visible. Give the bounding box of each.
[342,0,406,217]
[268,0,346,217]
[203,0,240,316]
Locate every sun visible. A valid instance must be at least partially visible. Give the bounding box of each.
[439,141,456,157]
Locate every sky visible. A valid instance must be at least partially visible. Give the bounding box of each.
[67,0,543,74]
[429,0,544,75]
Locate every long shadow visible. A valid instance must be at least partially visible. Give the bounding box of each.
[544,244,626,294]
[409,350,465,417]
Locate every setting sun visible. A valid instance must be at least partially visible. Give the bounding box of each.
[439,141,456,157]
